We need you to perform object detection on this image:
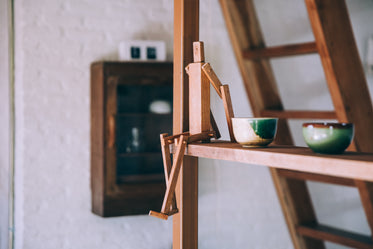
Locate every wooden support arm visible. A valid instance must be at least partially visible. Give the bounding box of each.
[202,63,223,98]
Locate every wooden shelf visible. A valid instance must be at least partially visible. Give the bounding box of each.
[184,141,373,182]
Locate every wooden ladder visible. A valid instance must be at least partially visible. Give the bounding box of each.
[219,0,373,248]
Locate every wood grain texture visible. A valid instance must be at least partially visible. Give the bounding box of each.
[91,62,105,216]
[273,174,324,249]
[277,169,356,187]
[105,74,117,196]
[161,137,187,214]
[243,42,317,59]
[186,142,373,182]
[219,0,320,248]
[297,223,373,249]
[188,62,211,135]
[305,0,373,153]
[260,110,337,120]
[90,62,172,217]
[220,85,235,142]
[202,63,223,98]
[173,0,199,248]
[160,134,177,212]
[305,0,373,241]
[355,181,373,235]
[149,210,169,220]
[193,41,205,63]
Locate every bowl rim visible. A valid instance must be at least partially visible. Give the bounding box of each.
[302,122,353,128]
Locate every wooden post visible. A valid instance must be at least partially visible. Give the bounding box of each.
[188,42,211,136]
[173,0,199,248]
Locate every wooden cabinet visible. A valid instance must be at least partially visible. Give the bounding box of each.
[90,62,173,217]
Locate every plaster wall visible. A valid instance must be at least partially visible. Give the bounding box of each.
[0,0,10,248]
[12,0,373,249]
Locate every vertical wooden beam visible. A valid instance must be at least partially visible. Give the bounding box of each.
[305,0,373,240]
[173,0,199,248]
[219,0,323,248]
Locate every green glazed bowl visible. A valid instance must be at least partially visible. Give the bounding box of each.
[302,122,354,154]
[232,117,278,147]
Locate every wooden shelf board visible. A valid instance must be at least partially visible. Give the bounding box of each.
[185,141,373,182]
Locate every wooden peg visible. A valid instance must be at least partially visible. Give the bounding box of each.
[162,132,190,145]
[202,63,223,98]
[187,131,216,144]
[149,207,179,220]
[221,85,236,142]
[149,210,170,220]
[193,41,205,63]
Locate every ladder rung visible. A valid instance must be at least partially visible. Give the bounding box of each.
[243,42,318,59]
[261,110,337,119]
[297,223,373,249]
[277,169,356,187]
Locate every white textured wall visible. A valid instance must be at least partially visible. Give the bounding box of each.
[14,1,174,249]
[12,0,373,249]
[1,0,10,248]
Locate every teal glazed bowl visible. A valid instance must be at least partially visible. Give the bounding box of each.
[302,122,354,154]
[232,117,278,147]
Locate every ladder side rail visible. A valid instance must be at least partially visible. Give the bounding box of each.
[305,0,373,236]
[219,0,324,248]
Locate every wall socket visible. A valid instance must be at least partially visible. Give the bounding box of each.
[119,40,166,61]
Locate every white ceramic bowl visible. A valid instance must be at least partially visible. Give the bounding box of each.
[232,117,278,147]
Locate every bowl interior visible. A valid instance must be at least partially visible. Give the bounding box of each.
[302,122,353,129]
[302,122,354,154]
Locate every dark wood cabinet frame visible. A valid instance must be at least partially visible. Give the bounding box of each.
[91,62,173,217]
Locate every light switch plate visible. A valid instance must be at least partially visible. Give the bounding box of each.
[119,40,166,61]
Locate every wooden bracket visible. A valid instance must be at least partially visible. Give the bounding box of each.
[149,131,215,220]
[202,63,223,98]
